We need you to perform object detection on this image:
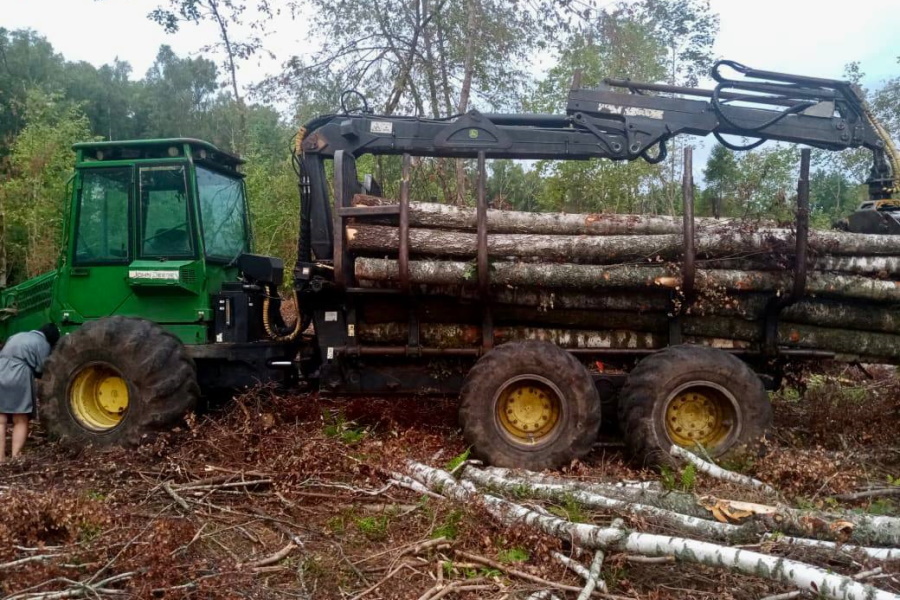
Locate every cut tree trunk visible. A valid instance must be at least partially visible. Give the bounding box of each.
[408,462,900,600]
[354,258,900,303]
[352,194,771,235]
[351,195,900,256]
[356,320,900,359]
[346,224,803,263]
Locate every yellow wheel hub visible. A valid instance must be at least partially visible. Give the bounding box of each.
[69,365,129,431]
[665,386,735,449]
[496,378,561,445]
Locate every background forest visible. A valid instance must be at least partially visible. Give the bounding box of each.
[1,0,898,287]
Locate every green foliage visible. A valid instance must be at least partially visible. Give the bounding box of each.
[548,493,587,523]
[497,547,529,563]
[432,509,464,540]
[444,448,471,473]
[355,515,389,540]
[0,90,95,285]
[322,410,368,444]
[326,515,345,534]
[680,463,697,492]
[660,463,697,492]
[860,499,896,516]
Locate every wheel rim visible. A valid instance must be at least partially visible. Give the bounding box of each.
[69,364,130,431]
[663,382,740,453]
[495,375,563,447]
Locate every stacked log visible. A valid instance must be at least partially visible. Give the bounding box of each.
[346,194,900,363]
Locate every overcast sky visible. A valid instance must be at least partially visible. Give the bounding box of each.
[5,0,899,92]
[5,0,899,175]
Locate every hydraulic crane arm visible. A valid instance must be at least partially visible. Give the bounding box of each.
[296,60,898,261]
[301,60,896,197]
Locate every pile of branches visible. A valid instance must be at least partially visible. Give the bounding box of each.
[348,196,900,363]
[403,447,900,600]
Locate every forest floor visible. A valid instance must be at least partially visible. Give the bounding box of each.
[1,364,899,600]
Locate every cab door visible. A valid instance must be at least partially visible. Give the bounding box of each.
[59,166,134,319]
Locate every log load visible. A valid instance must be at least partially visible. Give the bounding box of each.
[342,195,900,364]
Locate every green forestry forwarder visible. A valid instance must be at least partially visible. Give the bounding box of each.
[0,61,897,469]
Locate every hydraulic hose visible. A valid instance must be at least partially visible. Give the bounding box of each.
[263,286,305,342]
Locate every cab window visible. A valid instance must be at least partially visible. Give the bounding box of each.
[75,168,131,265]
[139,166,194,259]
[197,166,248,260]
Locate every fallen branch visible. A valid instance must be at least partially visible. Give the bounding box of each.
[834,488,900,501]
[578,551,607,600]
[239,542,297,570]
[409,461,898,600]
[7,572,137,600]
[668,445,779,495]
[0,554,64,569]
[473,466,900,547]
[162,481,191,511]
[455,551,617,598]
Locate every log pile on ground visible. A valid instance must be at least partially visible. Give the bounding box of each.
[348,195,900,363]
[405,448,900,600]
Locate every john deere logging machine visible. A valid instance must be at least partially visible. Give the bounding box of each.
[1,61,896,468]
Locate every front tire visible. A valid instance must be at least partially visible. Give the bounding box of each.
[618,344,771,466]
[459,341,601,470]
[38,316,199,447]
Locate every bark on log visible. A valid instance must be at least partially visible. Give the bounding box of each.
[348,224,900,267]
[357,319,900,360]
[407,462,899,600]
[462,466,900,559]
[475,466,900,549]
[357,322,751,351]
[355,258,900,303]
[352,195,900,255]
[358,283,672,312]
[357,322,665,350]
[352,194,760,235]
[669,445,778,495]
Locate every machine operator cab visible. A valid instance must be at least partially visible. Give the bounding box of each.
[62,139,255,344]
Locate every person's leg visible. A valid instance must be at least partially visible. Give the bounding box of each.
[11,414,28,458]
[0,414,7,462]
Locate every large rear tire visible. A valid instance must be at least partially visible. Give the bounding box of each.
[618,344,771,466]
[459,341,601,470]
[38,316,199,447]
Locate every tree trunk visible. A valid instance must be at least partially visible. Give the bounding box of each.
[354,258,900,303]
[357,322,667,349]
[454,0,479,204]
[352,194,762,235]
[408,462,900,600]
[346,224,853,264]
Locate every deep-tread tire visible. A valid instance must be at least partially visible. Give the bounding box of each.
[618,344,771,466]
[459,341,601,470]
[38,316,199,447]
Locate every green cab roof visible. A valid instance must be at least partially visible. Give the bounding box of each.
[73,138,244,167]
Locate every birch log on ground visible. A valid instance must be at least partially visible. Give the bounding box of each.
[461,466,900,559]
[474,466,900,549]
[406,461,900,600]
[354,258,900,303]
[669,445,778,494]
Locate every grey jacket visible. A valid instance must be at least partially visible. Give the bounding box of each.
[0,331,51,414]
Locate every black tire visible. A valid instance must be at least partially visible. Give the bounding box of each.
[38,316,199,447]
[618,344,771,466]
[459,341,601,470]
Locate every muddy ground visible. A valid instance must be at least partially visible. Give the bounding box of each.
[1,363,899,599]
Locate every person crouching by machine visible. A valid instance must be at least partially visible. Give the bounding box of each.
[0,324,60,462]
